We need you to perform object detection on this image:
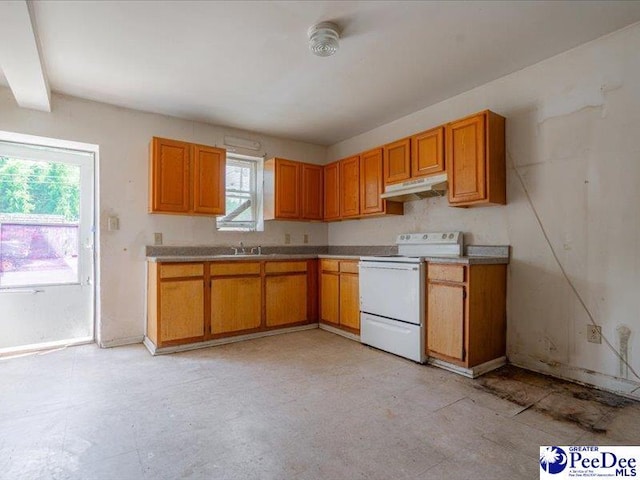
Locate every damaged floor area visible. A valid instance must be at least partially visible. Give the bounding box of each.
[1,329,638,480]
[473,365,636,435]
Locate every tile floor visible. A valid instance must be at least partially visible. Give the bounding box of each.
[1,329,638,479]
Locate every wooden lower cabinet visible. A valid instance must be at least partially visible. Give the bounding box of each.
[147,262,206,347]
[147,259,316,350]
[427,282,465,361]
[319,259,360,333]
[210,261,262,336]
[160,279,205,342]
[320,272,339,324]
[339,273,359,330]
[426,262,506,368]
[266,274,308,327]
[211,276,262,334]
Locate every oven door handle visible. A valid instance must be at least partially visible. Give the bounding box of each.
[359,265,419,272]
[364,316,415,333]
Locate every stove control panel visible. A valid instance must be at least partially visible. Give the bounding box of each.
[397,232,462,244]
[396,232,464,257]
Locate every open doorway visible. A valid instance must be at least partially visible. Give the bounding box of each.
[0,134,96,354]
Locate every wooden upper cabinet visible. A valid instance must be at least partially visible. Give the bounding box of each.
[150,137,191,213]
[323,161,340,221]
[301,164,323,220]
[412,126,445,178]
[275,159,301,219]
[340,155,360,218]
[360,148,384,215]
[265,158,323,221]
[383,138,411,185]
[324,151,403,221]
[149,137,226,216]
[447,110,505,207]
[193,144,226,215]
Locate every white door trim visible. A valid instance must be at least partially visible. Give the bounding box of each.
[0,129,100,349]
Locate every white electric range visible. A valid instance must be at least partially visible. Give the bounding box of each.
[359,232,463,363]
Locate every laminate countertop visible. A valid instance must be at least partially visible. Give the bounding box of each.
[147,254,318,263]
[148,253,508,265]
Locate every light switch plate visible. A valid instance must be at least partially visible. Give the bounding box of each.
[107,216,120,231]
[154,232,163,245]
[284,233,291,245]
[303,234,309,244]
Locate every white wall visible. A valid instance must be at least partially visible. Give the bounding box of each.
[0,91,328,346]
[327,23,640,397]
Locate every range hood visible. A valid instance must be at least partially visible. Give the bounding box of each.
[380,173,448,202]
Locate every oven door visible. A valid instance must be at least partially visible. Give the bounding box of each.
[359,261,424,325]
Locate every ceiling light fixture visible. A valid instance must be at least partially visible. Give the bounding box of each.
[308,22,340,57]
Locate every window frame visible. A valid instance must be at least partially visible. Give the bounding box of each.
[216,153,264,232]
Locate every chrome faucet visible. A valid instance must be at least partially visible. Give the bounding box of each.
[232,242,261,255]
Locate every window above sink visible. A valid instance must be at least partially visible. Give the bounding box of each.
[216,153,264,232]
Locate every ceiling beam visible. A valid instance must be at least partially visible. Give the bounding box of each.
[0,0,51,112]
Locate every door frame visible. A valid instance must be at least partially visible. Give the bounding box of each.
[0,129,100,354]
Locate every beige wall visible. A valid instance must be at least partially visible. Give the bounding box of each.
[327,23,640,397]
[0,91,328,346]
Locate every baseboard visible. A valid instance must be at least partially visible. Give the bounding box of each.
[428,356,506,378]
[99,335,144,348]
[318,323,360,342]
[0,336,94,358]
[509,353,640,401]
[144,323,320,356]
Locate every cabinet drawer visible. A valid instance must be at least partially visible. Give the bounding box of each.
[210,262,261,276]
[160,263,204,279]
[320,259,339,272]
[265,261,307,274]
[339,261,359,274]
[428,264,465,283]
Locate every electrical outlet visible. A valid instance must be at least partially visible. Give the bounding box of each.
[587,324,602,344]
[284,233,291,245]
[303,234,309,244]
[154,232,163,246]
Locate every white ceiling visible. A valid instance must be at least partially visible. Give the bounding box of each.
[3,1,640,145]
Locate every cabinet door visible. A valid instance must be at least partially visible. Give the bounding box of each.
[340,155,360,218]
[447,113,486,204]
[360,148,384,215]
[159,279,204,343]
[339,273,360,331]
[150,137,191,213]
[320,272,339,325]
[427,283,465,361]
[265,274,308,327]
[323,162,340,220]
[211,277,262,334]
[301,164,323,220]
[193,144,226,215]
[275,159,301,218]
[383,138,411,185]
[412,126,444,178]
